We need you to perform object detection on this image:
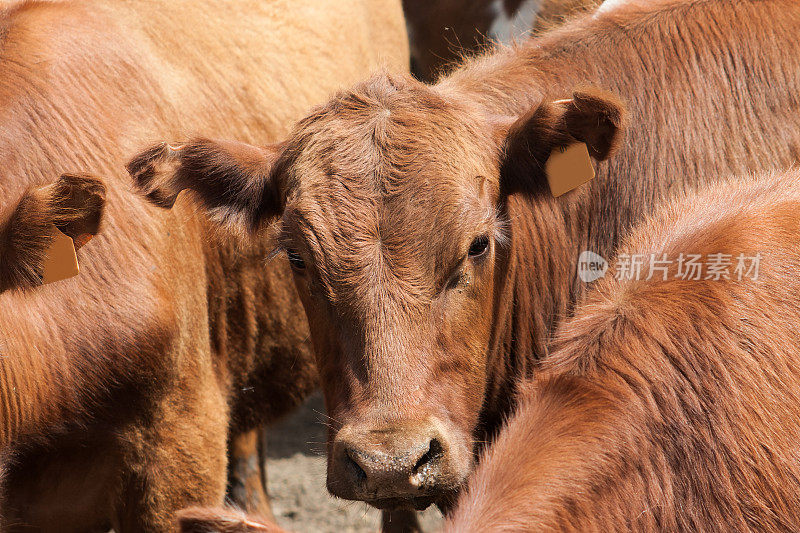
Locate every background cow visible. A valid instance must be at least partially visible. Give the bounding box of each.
[0,0,407,531]
[403,0,601,81]
[0,174,105,294]
[446,169,800,531]
[129,0,800,520]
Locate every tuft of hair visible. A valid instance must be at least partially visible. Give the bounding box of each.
[595,0,635,15]
[565,87,628,160]
[126,142,187,209]
[177,507,285,533]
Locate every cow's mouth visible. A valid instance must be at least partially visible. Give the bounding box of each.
[367,496,438,511]
[367,488,461,513]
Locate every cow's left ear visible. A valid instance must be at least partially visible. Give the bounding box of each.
[127,138,285,236]
[0,174,106,292]
[498,88,627,197]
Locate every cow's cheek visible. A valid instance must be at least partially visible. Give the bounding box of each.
[289,275,351,425]
[434,270,495,443]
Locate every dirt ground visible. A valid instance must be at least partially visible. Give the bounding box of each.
[266,393,444,532]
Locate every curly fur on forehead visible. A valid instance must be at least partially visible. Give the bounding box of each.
[278,72,503,201]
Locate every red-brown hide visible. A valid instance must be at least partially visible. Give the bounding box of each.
[130,0,800,513]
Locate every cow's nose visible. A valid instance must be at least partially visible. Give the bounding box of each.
[346,435,443,490]
[328,420,455,505]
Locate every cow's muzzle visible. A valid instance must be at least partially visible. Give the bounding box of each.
[327,418,463,508]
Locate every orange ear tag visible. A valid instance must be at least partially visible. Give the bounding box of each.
[41,226,80,285]
[545,142,595,197]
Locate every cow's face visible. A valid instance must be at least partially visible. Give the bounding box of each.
[279,79,505,511]
[129,73,625,510]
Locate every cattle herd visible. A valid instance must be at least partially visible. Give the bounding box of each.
[2,0,800,532]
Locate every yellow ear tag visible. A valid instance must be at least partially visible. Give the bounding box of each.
[545,142,595,197]
[41,226,79,285]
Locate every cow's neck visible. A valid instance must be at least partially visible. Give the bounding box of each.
[443,43,605,430]
[479,186,592,430]
[200,225,288,381]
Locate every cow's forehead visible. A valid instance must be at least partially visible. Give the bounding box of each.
[277,76,502,293]
[282,163,496,273]
[282,182,499,311]
[281,73,500,224]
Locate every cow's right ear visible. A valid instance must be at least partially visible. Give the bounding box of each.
[127,138,285,235]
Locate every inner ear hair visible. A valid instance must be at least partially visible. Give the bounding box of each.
[0,174,106,292]
[45,173,107,239]
[499,88,627,197]
[562,88,627,161]
[500,101,573,197]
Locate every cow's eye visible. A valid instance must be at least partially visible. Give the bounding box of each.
[468,235,490,258]
[287,249,306,270]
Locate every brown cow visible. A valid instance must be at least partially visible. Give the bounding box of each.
[0,174,105,293]
[129,0,800,517]
[0,0,407,531]
[403,0,601,81]
[446,169,800,531]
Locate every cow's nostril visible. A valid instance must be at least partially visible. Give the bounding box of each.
[345,448,367,482]
[413,438,444,474]
[329,425,459,503]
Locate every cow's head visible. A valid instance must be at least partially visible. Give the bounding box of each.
[129,74,625,510]
[0,173,105,293]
